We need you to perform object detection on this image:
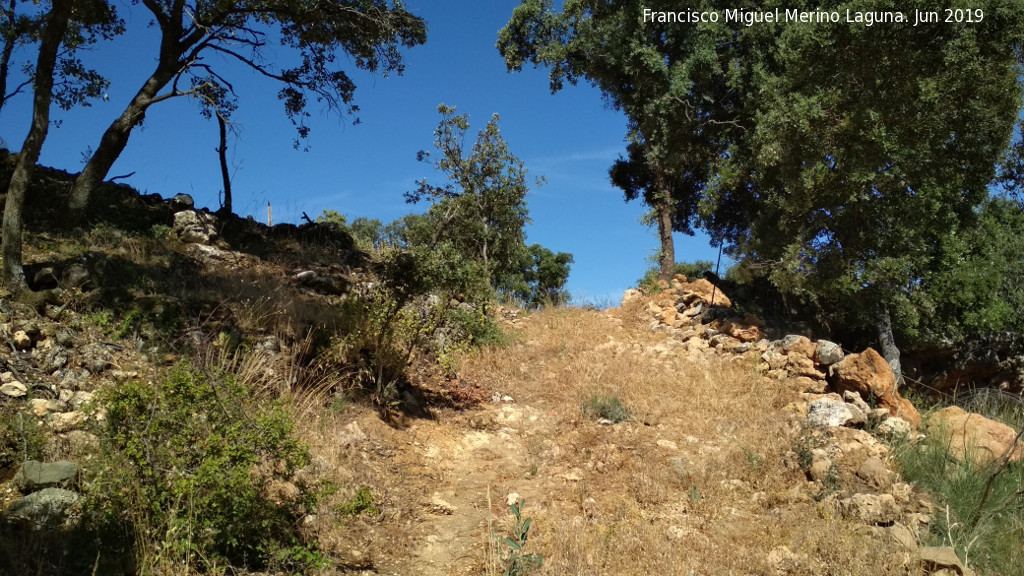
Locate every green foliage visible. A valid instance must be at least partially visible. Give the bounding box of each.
[582,394,631,423]
[0,406,45,471]
[336,287,421,409]
[894,431,1024,574]
[336,486,379,518]
[497,499,543,576]
[149,224,171,239]
[401,105,571,306]
[919,197,1024,345]
[87,366,327,573]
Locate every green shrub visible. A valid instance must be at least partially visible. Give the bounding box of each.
[87,366,329,574]
[582,394,631,423]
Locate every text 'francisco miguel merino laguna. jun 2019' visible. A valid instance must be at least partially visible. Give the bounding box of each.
[642,7,986,27]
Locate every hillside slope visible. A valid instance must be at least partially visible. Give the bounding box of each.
[297,303,933,575]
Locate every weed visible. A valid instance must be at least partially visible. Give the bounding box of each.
[741,446,765,471]
[687,486,703,503]
[496,499,543,576]
[114,309,143,340]
[336,486,379,518]
[85,309,114,333]
[582,394,632,423]
[150,224,171,239]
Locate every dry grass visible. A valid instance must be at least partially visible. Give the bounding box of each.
[287,305,913,575]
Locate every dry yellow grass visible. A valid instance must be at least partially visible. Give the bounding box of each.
[294,305,916,576]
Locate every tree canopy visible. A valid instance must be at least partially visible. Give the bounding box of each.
[68,0,427,212]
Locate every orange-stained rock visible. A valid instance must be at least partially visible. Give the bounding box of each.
[679,278,732,308]
[928,406,1023,465]
[660,306,678,326]
[782,335,817,360]
[657,278,670,289]
[830,348,921,430]
[673,274,688,283]
[721,315,765,343]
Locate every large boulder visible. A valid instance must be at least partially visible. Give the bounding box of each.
[927,406,1023,465]
[15,460,79,492]
[678,278,732,308]
[830,348,920,430]
[6,488,80,526]
[172,210,218,244]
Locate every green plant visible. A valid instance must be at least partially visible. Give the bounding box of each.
[87,365,329,573]
[894,428,1024,574]
[582,394,631,423]
[85,309,114,332]
[496,499,543,576]
[150,224,171,239]
[114,309,144,340]
[741,446,765,471]
[336,486,379,518]
[0,406,46,470]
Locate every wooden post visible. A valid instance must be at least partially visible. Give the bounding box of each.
[267,202,272,227]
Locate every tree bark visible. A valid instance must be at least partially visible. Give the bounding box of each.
[68,68,175,212]
[2,0,71,291]
[0,0,18,116]
[876,305,904,384]
[216,112,231,214]
[656,195,675,282]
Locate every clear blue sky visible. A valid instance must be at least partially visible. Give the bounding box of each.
[0,1,731,304]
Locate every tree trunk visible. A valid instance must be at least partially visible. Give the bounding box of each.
[68,67,176,212]
[876,305,904,384]
[656,196,675,282]
[0,0,17,116]
[216,112,231,214]
[2,0,71,291]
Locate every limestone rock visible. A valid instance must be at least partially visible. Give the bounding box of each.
[815,340,845,366]
[857,457,893,490]
[172,210,219,244]
[15,460,79,492]
[781,335,817,360]
[1,381,27,397]
[6,487,80,526]
[721,315,764,343]
[621,289,643,307]
[679,278,732,308]
[807,398,864,428]
[927,406,1023,465]
[876,416,913,439]
[169,193,194,211]
[49,411,86,433]
[918,547,972,576]
[13,329,31,349]
[841,493,900,525]
[830,348,920,429]
[888,523,918,552]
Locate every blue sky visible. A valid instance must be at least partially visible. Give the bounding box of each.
[0,0,731,303]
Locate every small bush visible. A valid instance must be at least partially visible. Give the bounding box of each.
[582,394,631,423]
[87,365,329,574]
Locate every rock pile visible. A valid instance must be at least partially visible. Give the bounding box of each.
[624,277,920,434]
